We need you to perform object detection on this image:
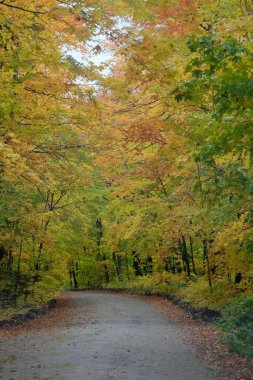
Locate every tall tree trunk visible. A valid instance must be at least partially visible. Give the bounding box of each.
[171,256,176,274]
[112,252,118,278]
[203,238,212,289]
[125,253,130,280]
[72,268,78,289]
[103,263,110,283]
[112,252,122,281]
[7,249,13,276]
[189,236,197,274]
[181,235,191,278]
[14,239,22,307]
[69,260,78,288]
[69,269,73,288]
[35,218,50,271]
[132,251,142,276]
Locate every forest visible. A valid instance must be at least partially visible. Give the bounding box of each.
[0,0,252,355]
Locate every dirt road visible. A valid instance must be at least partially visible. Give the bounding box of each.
[0,291,217,380]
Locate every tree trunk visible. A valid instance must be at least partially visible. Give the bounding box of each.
[14,239,22,307]
[7,249,13,276]
[125,253,130,280]
[203,238,212,289]
[171,257,176,274]
[103,263,110,283]
[69,260,78,288]
[69,269,73,288]
[189,236,197,274]
[181,235,191,278]
[112,252,122,281]
[35,218,50,271]
[132,251,142,276]
[72,268,78,289]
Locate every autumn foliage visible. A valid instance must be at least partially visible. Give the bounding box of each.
[0,1,253,354]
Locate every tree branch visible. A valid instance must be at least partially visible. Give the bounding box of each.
[0,1,48,15]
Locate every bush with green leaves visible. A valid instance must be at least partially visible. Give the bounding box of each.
[217,296,253,357]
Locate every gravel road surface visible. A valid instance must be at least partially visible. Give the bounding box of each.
[0,291,217,380]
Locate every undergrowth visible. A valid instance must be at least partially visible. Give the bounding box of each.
[217,296,253,358]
